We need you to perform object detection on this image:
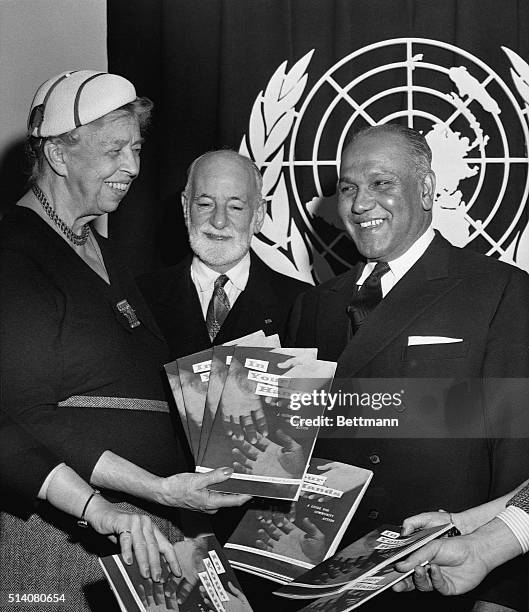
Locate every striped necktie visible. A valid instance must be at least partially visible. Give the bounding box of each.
[346,262,390,335]
[206,274,230,341]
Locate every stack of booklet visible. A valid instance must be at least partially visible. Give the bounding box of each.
[225,457,373,583]
[273,523,454,611]
[100,534,253,612]
[165,331,338,500]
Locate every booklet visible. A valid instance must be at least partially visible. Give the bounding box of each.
[200,344,316,465]
[165,330,273,462]
[274,523,453,599]
[177,348,213,459]
[225,458,373,583]
[198,334,281,464]
[99,534,253,612]
[164,361,192,452]
[295,563,426,611]
[198,347,337,500]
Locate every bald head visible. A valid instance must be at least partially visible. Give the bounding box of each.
[346,124,433,181]
[181,150,266,273]
[184,150,263,199]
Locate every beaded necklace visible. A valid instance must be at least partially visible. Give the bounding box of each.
[32,183,89,246]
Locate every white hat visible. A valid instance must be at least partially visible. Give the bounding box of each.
[28,70,137,137]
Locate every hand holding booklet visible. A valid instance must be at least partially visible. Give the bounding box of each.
[100,534,253,612]
[273,523,454,610]
[165,332,338,501]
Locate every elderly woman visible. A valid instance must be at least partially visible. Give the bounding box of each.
[0,70,248,611]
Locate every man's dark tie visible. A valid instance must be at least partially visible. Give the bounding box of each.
[346,262,390,334]
[206,274,231,341]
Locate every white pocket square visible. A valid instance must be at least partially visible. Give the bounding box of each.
[408,336,463,346]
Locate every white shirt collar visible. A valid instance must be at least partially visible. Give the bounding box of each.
[357,225,435,290]
[191,253,251,293]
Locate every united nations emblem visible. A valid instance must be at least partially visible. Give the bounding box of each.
[240,38,529,282]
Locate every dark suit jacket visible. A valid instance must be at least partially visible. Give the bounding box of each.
[287,233,529,611]
[137,254,311,358]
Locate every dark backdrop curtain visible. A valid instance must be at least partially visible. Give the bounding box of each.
[107,0,529,275]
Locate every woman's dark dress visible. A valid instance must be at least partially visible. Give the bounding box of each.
[0,207,188,611]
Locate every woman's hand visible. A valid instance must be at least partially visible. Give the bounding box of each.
[156,468,251,513]
[85,495,181,582]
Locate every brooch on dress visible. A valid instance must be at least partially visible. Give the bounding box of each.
[116,299,141,329]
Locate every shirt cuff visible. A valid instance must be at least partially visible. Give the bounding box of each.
[37,462,67,500]
[496,506,529,553]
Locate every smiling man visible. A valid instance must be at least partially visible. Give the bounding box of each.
[138,149,309,358]
[287,124,529,612]
[337,126,434,263]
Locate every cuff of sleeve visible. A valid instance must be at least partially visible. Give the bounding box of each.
[497,506,529,554]
[0,423,61,502]
[37,462,67,500]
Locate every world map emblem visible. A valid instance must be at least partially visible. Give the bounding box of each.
[240,38,529,283]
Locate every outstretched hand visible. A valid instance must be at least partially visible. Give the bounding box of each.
[157,468,251,513]
[392,536,490,595]
[393,518,522,599]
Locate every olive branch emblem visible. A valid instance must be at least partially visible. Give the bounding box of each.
[240,51,315,283]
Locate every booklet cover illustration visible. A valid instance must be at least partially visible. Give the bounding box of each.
[225,458,373,583]
[100,534,253,612]
[165,330,273,462]
[274,523,453,599]
[296,563,424,611]
[198,346,337,500]
[198,333,281,464]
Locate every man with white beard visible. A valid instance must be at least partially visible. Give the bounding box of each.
[138,149,309,358]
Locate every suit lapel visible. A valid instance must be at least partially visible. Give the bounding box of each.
[314,269,360,359]
[337,235,462,377]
